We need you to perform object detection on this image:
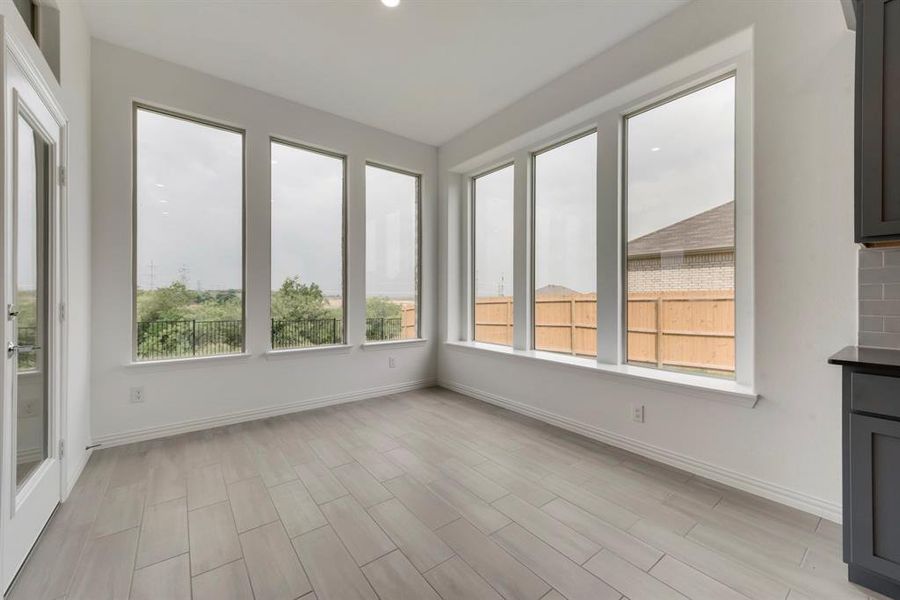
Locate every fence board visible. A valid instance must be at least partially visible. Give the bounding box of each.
[474,297,514,345]
[470,291,735,374]
[401,304,417,339]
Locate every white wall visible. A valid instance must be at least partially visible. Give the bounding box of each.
[90,41,438,443]
[438,0,856,521]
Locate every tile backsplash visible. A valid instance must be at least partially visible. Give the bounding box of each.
[859,248,900,349]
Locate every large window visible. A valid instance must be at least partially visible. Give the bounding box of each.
[365,164,419,342]
[625,76,736,377]
[473,165,514,346]
[134,106,244,360]
[270,140,345,349]
[533,131,597,356]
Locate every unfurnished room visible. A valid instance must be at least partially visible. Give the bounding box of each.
[0,0,894,598]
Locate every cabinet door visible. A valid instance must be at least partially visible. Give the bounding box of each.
[850,413,900,580]
[858,0,900,241]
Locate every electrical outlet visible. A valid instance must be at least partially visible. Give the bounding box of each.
[632,405,644,423]
[130,386,145,403]
[388,356,396,368]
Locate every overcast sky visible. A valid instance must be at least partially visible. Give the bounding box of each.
[627,76,735,240]
[474,165,514,298]
[476,77,735,296]
[534,131,598,295]
[271,141,343,296]
[17,115,38,291]
[136,109,243,291]
[135,77,732,298]
[365,165,417,300]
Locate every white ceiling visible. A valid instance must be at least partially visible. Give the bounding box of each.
[81,0,687,146]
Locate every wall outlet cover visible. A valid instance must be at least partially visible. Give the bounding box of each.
[130,386,145,403]
[632,405,645,423]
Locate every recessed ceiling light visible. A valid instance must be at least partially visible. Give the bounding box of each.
[155,183,165,188]
[381,0,400,7]
[271,159,278,165]
[650,147,661,152]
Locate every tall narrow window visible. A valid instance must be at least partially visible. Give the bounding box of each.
[134,106,244,360]
[625,76,735,377]
[473,165,514,346]
[533,131,597,356]
[365,164,419,341]
[270,141,345,349]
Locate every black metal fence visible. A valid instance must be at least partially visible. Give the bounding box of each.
[272,319,341,349]
[137,317,405,359]
[365,317,402,342]
[137,320,243,360]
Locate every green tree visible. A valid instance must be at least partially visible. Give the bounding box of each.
[365,296,402,320]
[136,281,195,322]
[136,282,244,358]
[190,290,242,322]
[365,296,403,340]
[271,276,331,321]
[271,276,341,347]
[136,276,353,358]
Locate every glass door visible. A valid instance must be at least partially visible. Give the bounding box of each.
[2,46,65,592]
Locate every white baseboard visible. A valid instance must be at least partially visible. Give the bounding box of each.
[92,378,436,449]
[439,379,842,524]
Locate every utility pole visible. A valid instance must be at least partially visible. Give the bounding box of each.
[148,260,156,290]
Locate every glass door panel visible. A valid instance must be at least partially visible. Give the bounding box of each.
[14,114,50,490]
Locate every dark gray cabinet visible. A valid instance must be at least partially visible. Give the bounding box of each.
[856,0,900,242]
[850,413,900,583]
[830,348,900,598]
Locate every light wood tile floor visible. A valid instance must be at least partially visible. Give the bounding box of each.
[4,387,887,600]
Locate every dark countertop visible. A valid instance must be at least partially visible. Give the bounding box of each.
[829,345,900,369]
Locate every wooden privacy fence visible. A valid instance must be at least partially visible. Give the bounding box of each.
[472,297,516,346]
[473,290,735,374]
[400,304,417,339]
[627,291,734,373]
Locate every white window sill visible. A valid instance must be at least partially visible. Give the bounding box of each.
[265,344,352,359]
[125,352,252,370]
[444,341,758,408]
[362,338,427,350]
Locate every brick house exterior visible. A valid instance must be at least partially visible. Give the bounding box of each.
[627,201,734,293]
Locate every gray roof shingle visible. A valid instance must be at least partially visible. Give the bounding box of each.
[627,201,734,257]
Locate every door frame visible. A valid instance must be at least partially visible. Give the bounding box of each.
[0,16,68,592]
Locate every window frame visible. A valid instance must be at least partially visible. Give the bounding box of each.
[530,128,599,356]
[458,52,754,394]
[131,102,248,363]
[470,160,515,345]
[364,161,423,343]
[621,72,738,379]
[268,136,348,351]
